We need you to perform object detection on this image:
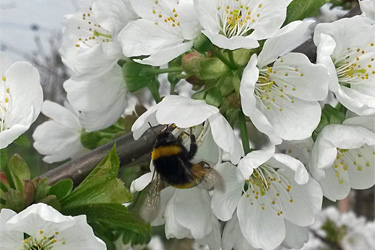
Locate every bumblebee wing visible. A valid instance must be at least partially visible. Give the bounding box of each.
[193,165,224,191]
[139,172,161,222]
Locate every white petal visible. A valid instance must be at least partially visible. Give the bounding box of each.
[281,221,309,249]
[237,146,275,181]
[6,62,42,127]
[177,0,201,40]
[134,41,193,66]
[258,20,314,68]
[208,113,243,164]
[277,169,323,227]
[151,186,175,226]
[64,65,126,113]
[360,0,375,20]
[156,95,218,128]
[222,214,257,250]
[272,53,329,101]
[319,167,351,201]
[248,0,290,40]
[261,96,321,141]
[120,19,183,57]
[130,172,153,193]
[270,153,309,184]
[0,123,30,149]
[41,101,81,130]
[193,0,220,33]
[165,188,213,239]
[240,55,282,144]
[202,30,259,50]
[212,162,243,221]
[132,105,160,140]
[336,86,375,116]
[237,193,285,250]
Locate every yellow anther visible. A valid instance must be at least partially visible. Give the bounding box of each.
[1,76,6,81]
[289,199,293,203]
[357,166,362,171]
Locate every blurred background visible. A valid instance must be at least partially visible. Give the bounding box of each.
[1,0,373,249]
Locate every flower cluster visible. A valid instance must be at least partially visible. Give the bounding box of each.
[2,0,375,250]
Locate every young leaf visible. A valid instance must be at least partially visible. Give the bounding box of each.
[284,0,327,25]
[122,61,158,92]
[60,145,132,209]
[7,154,30,194]
[48,179,73,200]
[13,134,31,148]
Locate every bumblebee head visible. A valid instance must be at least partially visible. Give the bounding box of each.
[154,131,178,148]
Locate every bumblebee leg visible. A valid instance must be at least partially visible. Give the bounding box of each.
[188,127,197,160]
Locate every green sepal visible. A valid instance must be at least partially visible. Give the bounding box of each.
[4,189,24,212]
[80,119,125,150]
[284,0,327,25]
[199,57,229,80]
[232,49,253,66]
[312,104,346,141]
[122,61,159,92]
[193,33,213,54]
[33,177,51,202]
[48,179,73,200]
[60,145,132,209]
[38,194,61,211]
[205,87,223,107]
[13,134,31,148]
[62,203,151,248]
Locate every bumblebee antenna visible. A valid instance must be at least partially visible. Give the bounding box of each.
[148,122,156,133]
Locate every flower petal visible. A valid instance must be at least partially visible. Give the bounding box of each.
[281,221,309,249]
[202,30,259,50]
[212,162,243,221]
[237,193,285,250]
[270,153,309,184]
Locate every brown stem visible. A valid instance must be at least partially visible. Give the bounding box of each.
[41,126,163,185]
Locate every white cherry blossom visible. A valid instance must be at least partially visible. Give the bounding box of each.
[119,0,201,66]
[33,101,89,163]
[194,0,292,50]
[0,61,42,149]
[212,147,323,250]
[132,95,243,164]
[0,203,106,250]
[309,116,375,201]
[314,16,375,115]
[240,21,329,144]
[64,65,128,131]
[60,0,137,79]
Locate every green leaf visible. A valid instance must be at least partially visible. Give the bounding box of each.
[49,179,73,200]
[313,104,346,141]
[7,154,30,194]
[232,49,253,66]
[122,61,158,92]
[60,145,132,209]
[62,203,151,247]
[284,0,327,25]
[13,134,31,148]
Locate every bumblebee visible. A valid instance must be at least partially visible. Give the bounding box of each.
[139,126,219,222]
[151,128,209,188]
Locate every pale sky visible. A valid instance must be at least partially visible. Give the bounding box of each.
[0,0,77,61]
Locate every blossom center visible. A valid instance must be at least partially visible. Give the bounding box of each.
[334,43,375,86]
[254,63,304,112]
[217,0,263,38]
[0,76,11,132]
[75,7,113,49]
[332,145,374,184]
[244,165,295,216]
[151,0,181,31]
[23,230,65,250]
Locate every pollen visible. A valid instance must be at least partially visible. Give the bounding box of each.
[357,166,363,171]
[40,230,44,234]
[1,76,6,81]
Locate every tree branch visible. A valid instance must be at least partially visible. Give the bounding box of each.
[42,126,163,185]
[41,5,361,185]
